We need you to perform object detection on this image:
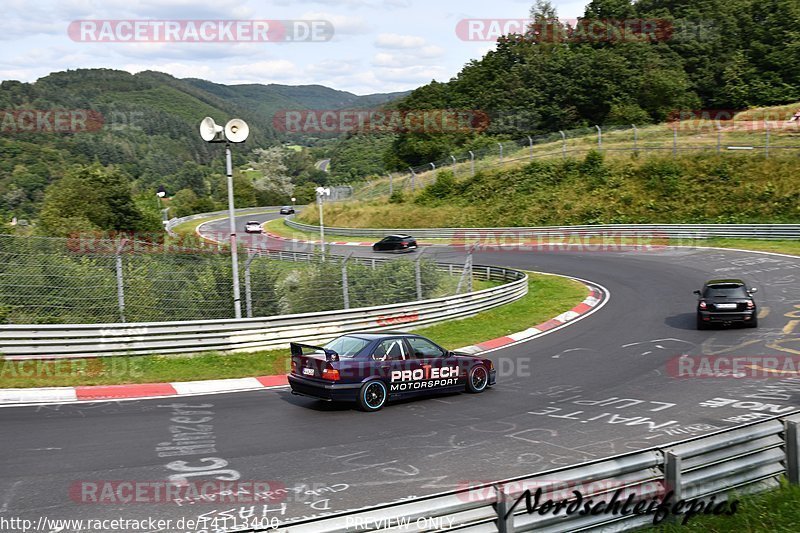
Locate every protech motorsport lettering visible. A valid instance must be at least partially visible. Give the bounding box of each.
[390,366,459,391]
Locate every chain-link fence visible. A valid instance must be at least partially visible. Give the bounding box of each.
[0,234,471,325]
[355,119,800,200]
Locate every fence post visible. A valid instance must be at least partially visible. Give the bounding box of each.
[414,250,424,301]
[244,253,257,318]
[560,130,566,158]
[765,120,770,159]
[786,417,800,484]
[430,162,436,171]
[596,125,602,150]
[409,167,416,191]
[528,135,534,159]
[498,142,504,162]
[115,238,127,323]
[451,155,457,175]
[632,124,638,154]
[469,151,475,176]
[341,253,352,309]
[672,124,678,156]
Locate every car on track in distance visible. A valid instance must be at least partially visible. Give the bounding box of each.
[694,279,758,329]
[288,332,495,411]
[372,234,417,253]
[280,206,295,215]
[244,221,263,234]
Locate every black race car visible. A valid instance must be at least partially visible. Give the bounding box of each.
[287,332,495,411]
[372,234,417,253]
[280,206,295,215]
[694,279,758,329]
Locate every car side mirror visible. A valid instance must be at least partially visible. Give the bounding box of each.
[749,287,758,294]
[693,290,701,296]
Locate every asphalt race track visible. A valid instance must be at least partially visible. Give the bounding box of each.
[2,212,800,531]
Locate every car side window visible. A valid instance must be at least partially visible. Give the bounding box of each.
[407,338,445,359]
[372,339,406,361]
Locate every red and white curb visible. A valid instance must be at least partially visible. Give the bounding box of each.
[0,376,289,406]
[456,281,606,355]
[0,280,607,407]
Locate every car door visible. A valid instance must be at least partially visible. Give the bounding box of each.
[371,338,410,397]
[404,337,462,395]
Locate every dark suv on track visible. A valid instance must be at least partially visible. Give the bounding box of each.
[694,279,758,329]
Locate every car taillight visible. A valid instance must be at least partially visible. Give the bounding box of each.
[291,360,297,374]
[322,365,340,381]
[747,300,755,309]
[699,301,707,309]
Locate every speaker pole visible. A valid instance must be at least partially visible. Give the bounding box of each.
[226,142,243,319]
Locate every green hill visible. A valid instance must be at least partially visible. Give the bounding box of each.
[0,68,407,224]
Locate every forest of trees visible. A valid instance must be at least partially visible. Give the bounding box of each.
[0,69,353,231]
[328,0,800,172]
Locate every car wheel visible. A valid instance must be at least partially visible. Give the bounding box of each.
[696,315,708,330]
[358,380,387,412]
[746,317,759,328]
[466,365,489,393]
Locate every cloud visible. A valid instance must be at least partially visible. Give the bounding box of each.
[375,33,425,49]
[299,11,369,35]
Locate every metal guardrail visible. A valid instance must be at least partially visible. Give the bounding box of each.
[255,413,800,533]
[165,206,282,236]
[0,251,527,360]
[285,218,800,240]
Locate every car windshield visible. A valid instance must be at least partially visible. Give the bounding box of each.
[323,336,370,358]
[704,284,748,298]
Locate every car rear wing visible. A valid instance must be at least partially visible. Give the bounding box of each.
[290,342,339,361]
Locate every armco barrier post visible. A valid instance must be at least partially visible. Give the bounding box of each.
[786,417,800,484]
[495,484,514,533]
[665,450,682,500]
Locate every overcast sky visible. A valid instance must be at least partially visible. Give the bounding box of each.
[1,0,588,95]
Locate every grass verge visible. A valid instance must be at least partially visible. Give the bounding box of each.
[641,480,800,532]
[0,272,586,388]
